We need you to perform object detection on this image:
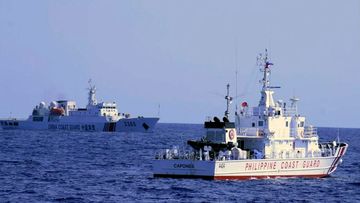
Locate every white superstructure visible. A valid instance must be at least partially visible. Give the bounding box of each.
[153,50,348,180]
[0,81,159,132]
[234,50,319,160]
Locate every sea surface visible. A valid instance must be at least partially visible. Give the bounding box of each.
[0,124,359,202]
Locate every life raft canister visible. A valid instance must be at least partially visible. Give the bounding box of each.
[50,107,65,116]
[229,129,235,140]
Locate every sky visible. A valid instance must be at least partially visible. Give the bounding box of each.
[0,0,359,127]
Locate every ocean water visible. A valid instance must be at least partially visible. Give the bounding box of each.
[0,124,359,202]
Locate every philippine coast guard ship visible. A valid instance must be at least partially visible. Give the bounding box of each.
[153,50,348,180]
[0,81,159,132]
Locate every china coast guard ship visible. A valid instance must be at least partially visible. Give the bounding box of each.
[0,81,159,132]
[153,50,348,180]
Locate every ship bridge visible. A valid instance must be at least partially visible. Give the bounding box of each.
[204,117,237,145]
[96,102,119,117]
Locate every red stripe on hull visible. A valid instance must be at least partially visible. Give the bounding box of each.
[154,174,328,180]
[154,174,215,180]
[327,146,346,174]
[214,174,328,180]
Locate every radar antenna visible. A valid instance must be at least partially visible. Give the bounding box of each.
[290,96,300,115]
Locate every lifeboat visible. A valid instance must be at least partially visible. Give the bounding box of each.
[50,107,65,116]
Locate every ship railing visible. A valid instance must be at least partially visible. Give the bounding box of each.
[155,144,339,161]
[155,147,249,161]
[282,107,297,117]
[265,150,324,159]
[237,108,257,117]
[304,126,318,138]
[155,148,197,160]
[237,128,265,137]
[319,142,340,157]
[239,107,297,117]
[239,108,258,117]
[289,127,318,138]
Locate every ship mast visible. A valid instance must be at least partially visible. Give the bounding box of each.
[258,49,276,109]
[87,79,97,107]
[262,49,271,91]
[224,84,233,119]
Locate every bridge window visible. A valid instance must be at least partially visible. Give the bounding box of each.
[258,121,264,126]
[33,117,43,122]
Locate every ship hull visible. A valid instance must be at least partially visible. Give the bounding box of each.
[0,117,159,133]
[114,117,159,132]
[153,144,348,180]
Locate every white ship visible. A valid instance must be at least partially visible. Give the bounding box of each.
[0,81,159,132]
[153,50,348,180]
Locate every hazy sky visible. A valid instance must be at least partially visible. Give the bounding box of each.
[0,1,359,127]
